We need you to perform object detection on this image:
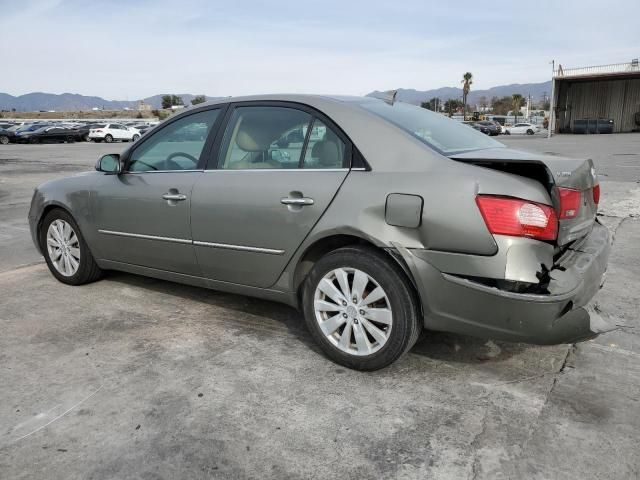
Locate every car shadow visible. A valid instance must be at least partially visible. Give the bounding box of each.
[103,271,323,353]
[103,271,539,367]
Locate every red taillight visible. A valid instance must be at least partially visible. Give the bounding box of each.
[476,195,558,241]
[592,184,600,205]
[557,187,581,219]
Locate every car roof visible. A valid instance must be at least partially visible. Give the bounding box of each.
[200,93,376,109]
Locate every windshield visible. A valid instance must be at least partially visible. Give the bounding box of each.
[358,100,504,155]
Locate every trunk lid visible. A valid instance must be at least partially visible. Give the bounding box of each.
[450,147,599,246]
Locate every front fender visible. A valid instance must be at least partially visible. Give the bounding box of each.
[28,172,99,255]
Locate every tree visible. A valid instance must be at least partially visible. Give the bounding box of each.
[420,97,440,112]
[191,95,206,105]
[161,94,184,109]
[511,94,525,122]
[461,72,473,120]
[490,96,511,115]
[444,99,463,117]
[161,95,172,109]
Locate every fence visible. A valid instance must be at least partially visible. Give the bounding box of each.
[554,61,640,78]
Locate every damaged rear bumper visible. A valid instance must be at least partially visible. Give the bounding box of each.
[395,220,612,345]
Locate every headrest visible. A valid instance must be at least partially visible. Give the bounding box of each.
[311,140,341,167]
[235,118,275,152]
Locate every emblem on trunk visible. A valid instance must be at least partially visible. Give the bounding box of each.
[557,171,572,177]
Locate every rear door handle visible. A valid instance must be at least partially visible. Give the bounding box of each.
[281,197,314,206]
[162,193,187,201]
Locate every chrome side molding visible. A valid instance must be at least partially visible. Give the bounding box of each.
[98,229,284,255]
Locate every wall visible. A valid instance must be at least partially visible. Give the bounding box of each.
[555,76,640,133]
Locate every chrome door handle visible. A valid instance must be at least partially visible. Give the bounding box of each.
[281,197,314,206]
[162,193,187,201]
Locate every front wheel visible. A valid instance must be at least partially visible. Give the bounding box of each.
[84,134,91,142]
[40,209,103,285]
[132,134,140,142]
[302,246,421,370]
[104,134,113,143]
[527,129,535,135]
[0,135,9,145]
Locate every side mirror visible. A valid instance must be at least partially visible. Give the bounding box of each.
[96,154,121,174]
[270,150,290,162]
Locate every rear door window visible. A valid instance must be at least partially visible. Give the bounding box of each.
[302,119,347,169]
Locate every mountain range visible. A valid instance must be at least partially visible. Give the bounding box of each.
[366,81,552,106]
[0,92,216,112]
[0,81,552,111]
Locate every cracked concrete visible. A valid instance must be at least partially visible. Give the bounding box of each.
[1,136,640,479]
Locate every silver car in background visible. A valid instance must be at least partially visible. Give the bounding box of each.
[28,95,611,370]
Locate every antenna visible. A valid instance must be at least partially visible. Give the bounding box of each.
[381,89,398,105]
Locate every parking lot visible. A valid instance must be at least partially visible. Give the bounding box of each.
[1,135,639,479]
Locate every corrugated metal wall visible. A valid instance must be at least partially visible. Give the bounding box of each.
[556,77,640,133]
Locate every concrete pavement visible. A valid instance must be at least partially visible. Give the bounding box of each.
[1,135,639,479]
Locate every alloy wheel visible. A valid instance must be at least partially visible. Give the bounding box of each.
[46,219,81,277]
[313,267,393,356]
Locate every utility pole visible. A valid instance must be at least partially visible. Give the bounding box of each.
[548,60,555,138]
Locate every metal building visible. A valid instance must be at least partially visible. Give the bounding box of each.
[551,60,640,133]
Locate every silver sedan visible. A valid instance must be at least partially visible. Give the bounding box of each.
[29,95,611,370]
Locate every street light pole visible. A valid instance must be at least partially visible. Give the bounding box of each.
[548,60,555,139]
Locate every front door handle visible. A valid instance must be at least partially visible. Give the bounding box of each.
[281,197,314,206]
[162,193,187,201]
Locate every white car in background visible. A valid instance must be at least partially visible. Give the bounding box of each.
[504,122,539,135]
[88,123,141,143]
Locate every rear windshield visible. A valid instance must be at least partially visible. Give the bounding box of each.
[358,100,504,155]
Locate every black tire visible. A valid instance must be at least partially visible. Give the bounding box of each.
[132,134,140,142]
[83,134,91,142]
[29,137,40,144]
[40,209,103,286]
[302,246,421,371]
[104,134,113,143]
[505,130,510,135]
[527,129,534,135]
[0,135,9,145]
[65,136,75,143]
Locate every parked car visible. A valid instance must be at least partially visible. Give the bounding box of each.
[474,120,501,136]
[0,128,16,145]
[88,123,141,143]
[28,95,611,370]
[463,121,493,135]
[74,122,104,141]
[14,126,80,144]
[504,122,539,135]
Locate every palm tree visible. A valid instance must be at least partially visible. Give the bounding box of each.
[512,94,524,123]
[461,72,473,120]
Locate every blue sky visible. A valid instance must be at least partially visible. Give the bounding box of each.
[1,0,638,99]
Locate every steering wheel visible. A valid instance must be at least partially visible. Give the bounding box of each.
[166,151,199,170]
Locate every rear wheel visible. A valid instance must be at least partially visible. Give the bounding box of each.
[302,246,421,370]
[29,137,40,144]
[527,129,534,135]
[0,135,8,145]
[104,134,113,143]
[132,134,140,142]
[40,209,103,285]
[84,134,91,142]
